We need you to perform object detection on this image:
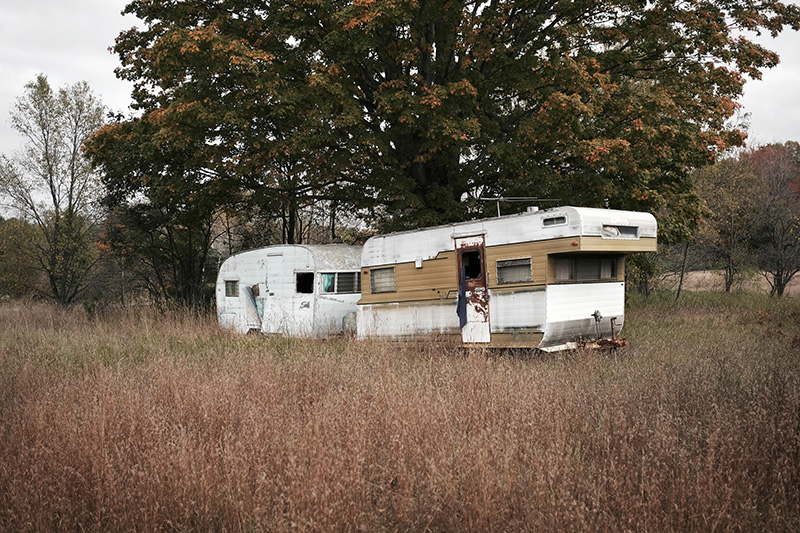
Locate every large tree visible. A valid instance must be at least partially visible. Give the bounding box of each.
[91,0,799,236]
[0,75,106,305]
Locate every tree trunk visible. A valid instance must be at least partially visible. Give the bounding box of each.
[675,241,690,301]
[330,200,337,243]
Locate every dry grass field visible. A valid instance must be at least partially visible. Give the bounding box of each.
[1,293,799,532]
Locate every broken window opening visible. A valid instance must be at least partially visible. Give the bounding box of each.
[296,272,314,294]
[462,250,483,280]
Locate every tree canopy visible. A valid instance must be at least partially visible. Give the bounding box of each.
[88,0,800,236]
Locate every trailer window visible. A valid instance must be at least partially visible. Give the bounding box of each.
[296,272,314,294]
[225,280,239,297]
[322,272,361,294]
[370,267,396,293]
[555,256,617,281]
[497,258,532,284]
[337,272,360,293]
[602,225,638,239]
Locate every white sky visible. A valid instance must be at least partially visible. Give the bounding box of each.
[1,1,799,157]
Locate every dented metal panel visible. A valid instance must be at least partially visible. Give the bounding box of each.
[357,299,457,339]
[489,289,546,333]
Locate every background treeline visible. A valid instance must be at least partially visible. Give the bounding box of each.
[633,142,800,298]
[4,139,798,306]
[2,0,800,308]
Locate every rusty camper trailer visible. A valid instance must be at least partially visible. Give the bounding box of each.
[216,245,362,336]
[357,206,657,350]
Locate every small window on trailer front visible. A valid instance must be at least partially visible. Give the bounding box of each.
[296,272,314,294]
[225,280,239,297]
[497,258,532,284]
[602,225,638,239]
[370,267,396,293]
[554,256,618,281]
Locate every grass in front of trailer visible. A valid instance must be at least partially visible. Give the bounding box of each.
[1,294,798,532]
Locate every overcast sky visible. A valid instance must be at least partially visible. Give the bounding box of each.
[1,1,799,158]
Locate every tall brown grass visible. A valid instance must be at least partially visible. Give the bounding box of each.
[1,294,799,531]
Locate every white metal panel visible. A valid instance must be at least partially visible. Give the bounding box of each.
[489,290,546,332]
[357,300,457,339]
[266,247,314,297]
[216,248,270,334]
[546,282,625,323]
[218,312,238,331]
[262,248,313,335]
[540,282,625,348]
[314,293,362,336]
[461,321,490,342]
[461,286,490,343]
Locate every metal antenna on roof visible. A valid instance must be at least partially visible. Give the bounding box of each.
[477,197,561,217]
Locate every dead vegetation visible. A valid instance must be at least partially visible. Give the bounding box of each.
[659,269,800,297]
[1,295,799,531]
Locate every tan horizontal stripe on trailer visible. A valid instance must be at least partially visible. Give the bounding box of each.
[361,236,653,302]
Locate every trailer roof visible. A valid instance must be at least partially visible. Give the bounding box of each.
[221,244,362,272]
[361,206,657,268]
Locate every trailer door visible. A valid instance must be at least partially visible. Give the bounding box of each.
[292,271,315,336]
[455,235,490,343]
[261,253,284,334]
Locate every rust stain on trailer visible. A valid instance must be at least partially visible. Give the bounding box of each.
[469,286,490,321]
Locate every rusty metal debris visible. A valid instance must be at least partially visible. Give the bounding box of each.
[576,316,628,350]
[596,338,628,349]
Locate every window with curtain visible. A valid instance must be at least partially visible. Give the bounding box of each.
[497,258,532,284]
[554,256,618,281]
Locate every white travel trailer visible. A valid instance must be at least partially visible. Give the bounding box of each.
[357,206,657,350]
[216,245,362,336]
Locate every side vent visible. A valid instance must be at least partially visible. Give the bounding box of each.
[543,216,567,227]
